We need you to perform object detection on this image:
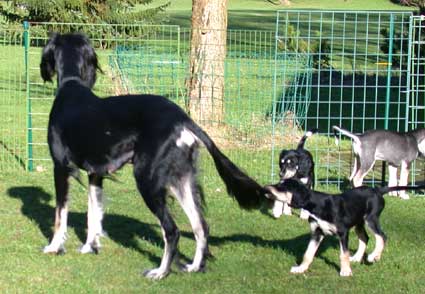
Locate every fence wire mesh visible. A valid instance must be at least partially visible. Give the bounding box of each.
[0,11,424,189]
[0,26,26,171]
[274,10,414,186]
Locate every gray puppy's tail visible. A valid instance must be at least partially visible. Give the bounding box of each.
[332,125,361,146]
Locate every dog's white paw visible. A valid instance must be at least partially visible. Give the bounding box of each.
[79,244,99,254]
[181,263,203,273]
[43,244,65,254]
[290,265,307,274]
[143,268,169,280]
[367,253,381,263]
[339,268,353,277]
[299,209,310,220]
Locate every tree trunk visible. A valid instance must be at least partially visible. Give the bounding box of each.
[187,0,227,125]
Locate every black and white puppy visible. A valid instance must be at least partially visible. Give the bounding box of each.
[272,128,318,218]
[40,33,267,280]
[333,125,425,199]
[266,179,423,277]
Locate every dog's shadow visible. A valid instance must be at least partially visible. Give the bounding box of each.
[7,186,162,264]
[7,186,340,273]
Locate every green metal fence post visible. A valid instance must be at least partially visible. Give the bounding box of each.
[23,21,33,171]
[384,14,394,130]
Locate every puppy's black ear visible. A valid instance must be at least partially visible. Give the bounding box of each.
[40,33,59,82]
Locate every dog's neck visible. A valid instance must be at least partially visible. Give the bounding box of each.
[58,76,84,88]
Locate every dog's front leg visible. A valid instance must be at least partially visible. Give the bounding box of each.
[388,165,398,196]
[291,230,323,274]
[43,166,70,254]
[338,232,352,277]
[80,174,105,254]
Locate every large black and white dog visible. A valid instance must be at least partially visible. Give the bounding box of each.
[333,125,425,199]
[272,128,317,218]
[266,179,423,277]
[40,32,267,279]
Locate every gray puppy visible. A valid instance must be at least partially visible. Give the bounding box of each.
[333,125,425,199]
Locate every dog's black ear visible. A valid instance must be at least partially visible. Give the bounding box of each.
[40,33,59,82]
[79,34,102,89]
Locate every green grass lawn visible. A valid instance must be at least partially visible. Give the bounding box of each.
[0,166,425,293]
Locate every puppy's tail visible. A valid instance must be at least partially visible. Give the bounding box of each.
[377,185,425,195]
[297,128,318,150]
[332,125,361,146]
[186,122,267,210]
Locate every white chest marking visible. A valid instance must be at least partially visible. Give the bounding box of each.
[176,128,196,147]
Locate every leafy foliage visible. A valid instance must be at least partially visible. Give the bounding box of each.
[0,0,170,24]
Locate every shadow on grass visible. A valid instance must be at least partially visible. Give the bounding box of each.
[7,185,341,273]
[7,186,161,265]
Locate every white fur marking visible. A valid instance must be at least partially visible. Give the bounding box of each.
[81,184,104,253]
[176,128,196,148]
[309,214,337,235]
[300,177,309,184]
[43,205,68,253]
[418,139,425,156]
[170,177,206,272]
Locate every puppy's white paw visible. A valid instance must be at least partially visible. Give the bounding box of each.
[339,268,353,277]
[367,253,381,263]
[272,201,284,218]
[399,193,410,200]
[283,204,292,216]
[290,265,307,274]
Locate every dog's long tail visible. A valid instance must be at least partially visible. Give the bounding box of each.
[297,128,318,150]
[187,122,267,209]
[333,125,361,146]
[377,185,425,195]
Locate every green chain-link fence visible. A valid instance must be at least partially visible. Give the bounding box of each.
[273,10,414,187]
[0,26,26,171]
[1,11,424,189]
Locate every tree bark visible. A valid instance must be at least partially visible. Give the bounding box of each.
[187,0,227,124]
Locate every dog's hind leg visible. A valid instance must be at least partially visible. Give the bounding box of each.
[134,164,179,280]
[352,158,375,187]
[170,175,209,273]
[80,174,105,254]
[350,224,369,263]
[365,216,386,263]
[43,166,70,254]
[349,156,359,182]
